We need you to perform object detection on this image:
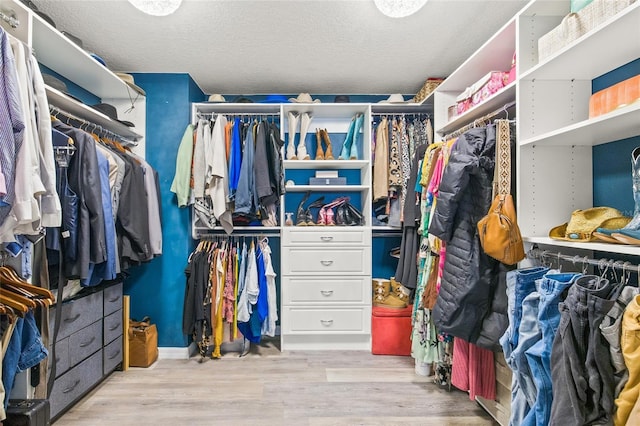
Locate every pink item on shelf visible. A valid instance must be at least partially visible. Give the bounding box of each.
[470,71,509,107]
[507,52,516,85]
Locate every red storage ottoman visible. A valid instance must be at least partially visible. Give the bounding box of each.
[371,304,413,356]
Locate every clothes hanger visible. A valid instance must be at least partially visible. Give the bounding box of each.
[0,266,56,302]
[0,295,27,317]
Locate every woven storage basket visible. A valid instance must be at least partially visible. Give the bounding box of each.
[413,78,444,103]
[538,12,585,61]
[577,0,636,33]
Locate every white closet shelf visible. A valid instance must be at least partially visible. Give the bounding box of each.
[520,3,640,81]
[33,14,135,100]
[371,226,402,231]
[282,103,370,118]
[520,102,640,147]
[195,226,281,232]
[370,102,432,114]
[47,86,142,141]
[435,18,516,92]
[524,236,640,256]
[436,82,516,136]
[192,103,280,115]
[285,185,368,192]
[284,160,369,170]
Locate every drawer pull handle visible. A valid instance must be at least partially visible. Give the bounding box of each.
[108,350,121,360]
[320,260,333,266]
[107,296,120,303]
[320,236,334,242]
[320,319,334,326]
[62,380,80,394]
[108,323,120,331]
[320,290,334,296]
[79,337,96,348]
[64,313,81,323]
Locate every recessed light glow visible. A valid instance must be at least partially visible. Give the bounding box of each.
[374,0,428,18]
[128,0,182,16]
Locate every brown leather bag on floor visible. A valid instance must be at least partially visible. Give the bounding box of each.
[477,120,525,265]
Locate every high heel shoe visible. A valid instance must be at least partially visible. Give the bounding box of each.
[295,191,311,226]
[336,203,348,226]
[345,202,365,226]
[315,128,325,160]
[304,196,325,225]
[321,129,335,160]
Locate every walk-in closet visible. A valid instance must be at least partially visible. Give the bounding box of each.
[0,0,639,424]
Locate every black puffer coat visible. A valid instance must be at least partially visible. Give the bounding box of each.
[428,125,509,350]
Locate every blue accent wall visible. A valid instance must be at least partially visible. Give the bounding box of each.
[592,59,640,213]
[124,73,205,347]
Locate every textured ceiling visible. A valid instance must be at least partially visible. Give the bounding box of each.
[33,0,528,95]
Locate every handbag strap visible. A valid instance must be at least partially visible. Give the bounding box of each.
[495,119,511,196]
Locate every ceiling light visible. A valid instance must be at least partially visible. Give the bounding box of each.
[374,0,427,18]
[128,0,182,16]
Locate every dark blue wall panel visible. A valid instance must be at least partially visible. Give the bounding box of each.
[592,59,640,215]
[123,73,204,348]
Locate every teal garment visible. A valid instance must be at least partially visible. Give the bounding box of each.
[170,124,195,207]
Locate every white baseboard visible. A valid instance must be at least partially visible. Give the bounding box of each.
[158,343,196,360]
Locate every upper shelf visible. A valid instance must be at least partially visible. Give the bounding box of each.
[31,9,138,100]
[371,102,432,114]
[524,236,640,256]
[284,160,369,170]
[47,86,142,141]
[285,184,368,192]
[435,18,515,93]
[436,82,516,136]
[192,103,281,115]
[520,2,640,81]
[520,101,640,147]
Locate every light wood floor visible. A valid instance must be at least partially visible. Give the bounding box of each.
[55,343,496,426]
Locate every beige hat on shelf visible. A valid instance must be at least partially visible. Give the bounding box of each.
[208,94,226,103]
[115,72,146,96]
[289,93,321,103]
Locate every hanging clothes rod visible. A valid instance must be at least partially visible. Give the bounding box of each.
[0,10,19,28]
[196,230,281,239]
[443,100,516,141]
[50,105,137,147]
[528,247,640,275]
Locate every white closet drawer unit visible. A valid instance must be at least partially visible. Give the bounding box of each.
[283,228,370,246]
[282,247,371,275]
[282,277,369,305]
[283,307,371,333]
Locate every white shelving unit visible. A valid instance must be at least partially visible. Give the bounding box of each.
[524,237,640,256]
[283,160,369,170]
[516,0,640,242]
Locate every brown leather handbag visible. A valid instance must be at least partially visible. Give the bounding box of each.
[477,120,525,265]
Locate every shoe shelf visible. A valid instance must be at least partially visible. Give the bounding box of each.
[283,160,369,170]
[285,185,369,192]
[524,236,640,256]
[519,2,640,81]
[519,102,640,147]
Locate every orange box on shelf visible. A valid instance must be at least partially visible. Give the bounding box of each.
[371,304,413,356]
[589,74,640,118]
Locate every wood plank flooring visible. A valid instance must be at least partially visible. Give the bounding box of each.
[55,344,496,425]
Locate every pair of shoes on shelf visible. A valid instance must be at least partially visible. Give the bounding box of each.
[287,112,312,160]
[335,202,365,226]
[372,277,410,309]
[295,191,326,226]
[314,128,335,160]
[338,113,364,160]
[317,197,349,226]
